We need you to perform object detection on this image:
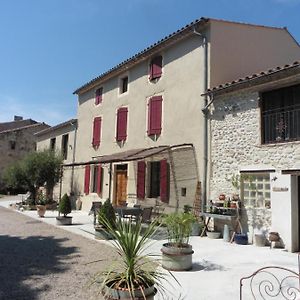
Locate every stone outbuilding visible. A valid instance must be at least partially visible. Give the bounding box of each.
[0,116,49,191]
[205,61,300,252]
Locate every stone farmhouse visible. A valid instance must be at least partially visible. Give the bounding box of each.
[36,17,300,216]
[0,116,49,191]
[206,61,300,252]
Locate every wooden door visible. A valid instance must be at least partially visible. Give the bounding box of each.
[115,170,128,206]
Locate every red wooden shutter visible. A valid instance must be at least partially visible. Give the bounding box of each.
[116,107,128,141]
[96,164,102,194]
[137,161,146,199]
[84,165,91,195]
[92,117,101,147]
[95,88,103,105]
[149,56,162,80]
[148,96,162,136]
[160,159,168,202]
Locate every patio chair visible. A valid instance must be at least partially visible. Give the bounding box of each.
[141,207,153,224]
[239,254,300,299]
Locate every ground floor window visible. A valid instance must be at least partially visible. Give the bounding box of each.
[149,161,160,198]
[241,173,271,209]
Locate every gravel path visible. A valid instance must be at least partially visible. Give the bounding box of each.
[0,206,116,300]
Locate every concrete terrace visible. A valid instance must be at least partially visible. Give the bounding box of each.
[0,195,299,300]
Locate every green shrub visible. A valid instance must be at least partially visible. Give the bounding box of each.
[98,199,116,229]
[58,193,71,217]
[163,212,196,246]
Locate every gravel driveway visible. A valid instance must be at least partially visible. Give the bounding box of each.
[0,206,116,300]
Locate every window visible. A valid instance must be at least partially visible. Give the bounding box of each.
[50,138,56,151]
[61,134,69,160]
[92,117,102,148]
[9,141,16,150]
[91,164,102,194]
[149,55,162,81]
[148,160,169,202]
[120,76,128,94]
[261,84,300,144]
[149,161,160,198]
[148,96,162,136]
[241,173,271,208]
[95,87,103,105]
[116,107,128,142]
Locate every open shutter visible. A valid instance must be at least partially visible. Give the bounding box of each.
[148,96,162,136]
[95,88,103,105]
[84,165,91,195]
[116,107,128,141]
[92,117,101,147]
[149,56,162,80]
[137,161,146,199]
[96,164,102,194]
[160,159,168,202]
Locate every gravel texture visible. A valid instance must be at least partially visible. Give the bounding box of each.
[0,206,116,300]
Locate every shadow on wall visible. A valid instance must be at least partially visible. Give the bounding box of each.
[0,234,78,300]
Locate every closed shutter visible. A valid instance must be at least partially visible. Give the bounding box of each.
[96,164,102,194]
[84,165,91,195]
[137,161,146,199]
[95,88,103,105]
[148,96,162,136]
[160,159,169,202]
[92,117,102,147]
[116,107,128,141]
[149,56,162,80]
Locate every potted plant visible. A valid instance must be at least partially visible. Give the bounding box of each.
[95,199,115,240]
[161,212,196,271]
[56,193,72,225]
[94,216,168,300]
[36,190,47,217]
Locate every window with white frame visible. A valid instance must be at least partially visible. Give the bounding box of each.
[241,173,271,209]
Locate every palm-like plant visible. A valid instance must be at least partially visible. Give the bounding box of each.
[96,216,169,299]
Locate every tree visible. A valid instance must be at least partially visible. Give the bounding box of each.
[3,149,63,203]
[58,193,71,217]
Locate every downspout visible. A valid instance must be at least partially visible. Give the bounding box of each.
[70,121,78,193]
[108,162,113,202]
[193,26,209,213]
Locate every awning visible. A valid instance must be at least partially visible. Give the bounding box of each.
[63,143,193,167]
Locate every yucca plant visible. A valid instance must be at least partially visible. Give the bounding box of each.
[94,217,171,299]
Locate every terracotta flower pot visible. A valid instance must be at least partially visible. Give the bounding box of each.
[219,194,226,201]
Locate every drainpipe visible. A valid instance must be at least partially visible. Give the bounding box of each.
[193,26,209,213]
[108,162,113,202]
[70,120,78,194]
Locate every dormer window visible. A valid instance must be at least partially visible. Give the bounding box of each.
[149,55,162,81]
[95,87,103,105]
[120,76,128,94]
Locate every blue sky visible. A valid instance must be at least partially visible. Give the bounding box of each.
[0,0,300,125]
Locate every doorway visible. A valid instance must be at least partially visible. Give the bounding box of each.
[114,164,128,206]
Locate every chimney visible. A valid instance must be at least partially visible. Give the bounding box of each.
[14,115,23,121]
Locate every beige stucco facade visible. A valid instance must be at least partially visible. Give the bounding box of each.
[36,18,300,214]
[36,120,77,202]
[209,70,300,252]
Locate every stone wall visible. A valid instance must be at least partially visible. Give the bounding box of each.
[209,89,300,235]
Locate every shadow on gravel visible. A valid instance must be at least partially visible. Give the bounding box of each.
[0,235,78,300]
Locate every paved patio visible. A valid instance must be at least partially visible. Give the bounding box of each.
[1,196,299,300]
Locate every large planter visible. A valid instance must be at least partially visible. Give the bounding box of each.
[56,216,73,225]
[103,284,156,300]
[191,223,202,236]
[161,243,194,271]
[254,234,266,247]
[94,225,114,240]
[235,233,248,245]
[36,205,46,217]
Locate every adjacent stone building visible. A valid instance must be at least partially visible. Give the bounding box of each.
[0,116,49,191]
[206,61,300,251]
